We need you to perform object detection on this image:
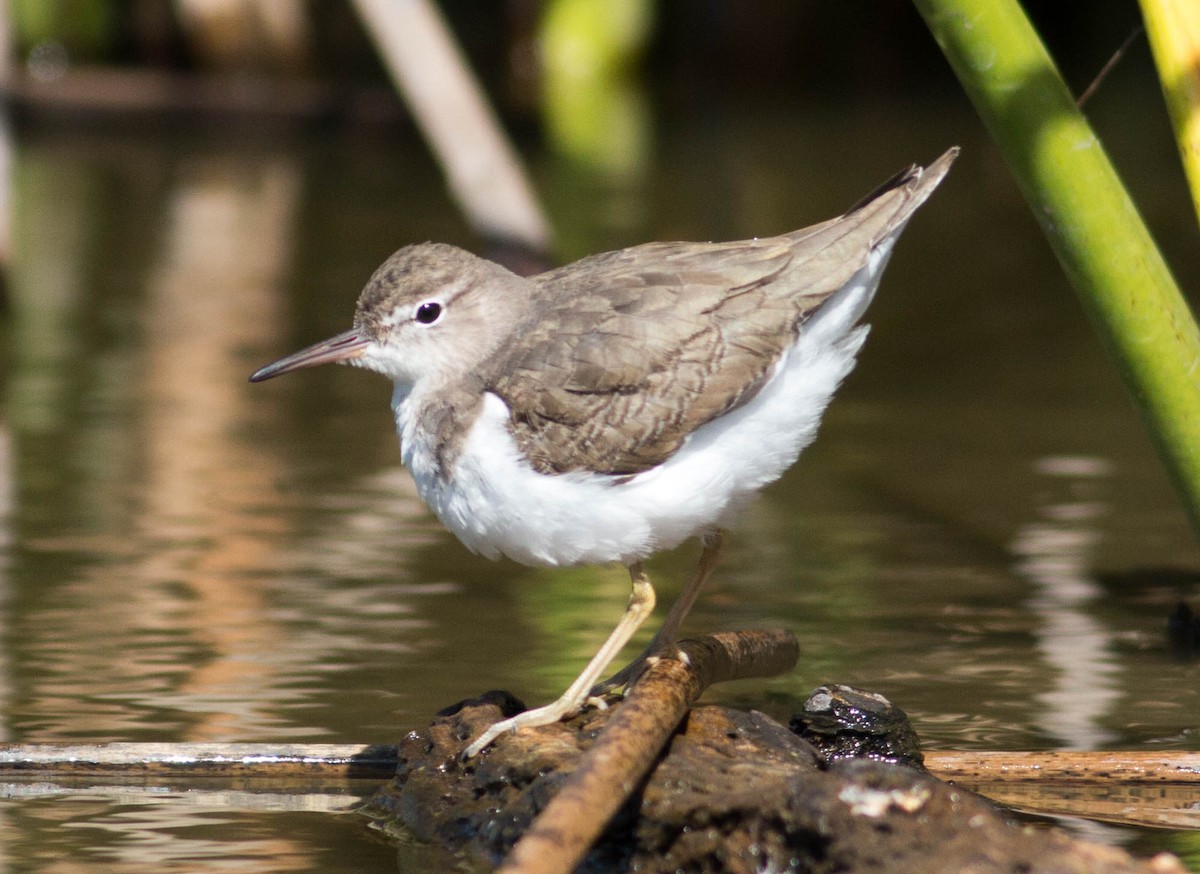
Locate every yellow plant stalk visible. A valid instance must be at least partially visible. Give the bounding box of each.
[1139,0,1200,228]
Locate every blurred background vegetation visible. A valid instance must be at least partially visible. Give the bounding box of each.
[3,1,1156,119]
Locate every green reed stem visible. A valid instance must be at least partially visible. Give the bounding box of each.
[914,0,1200,535]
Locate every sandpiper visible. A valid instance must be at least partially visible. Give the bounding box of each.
[251,148,957,756]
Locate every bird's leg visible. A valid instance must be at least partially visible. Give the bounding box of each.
[591,529,727,698]
[463,561,656,757]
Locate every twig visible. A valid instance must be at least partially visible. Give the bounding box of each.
[497,628,800,874]
[1076,25,1144,108]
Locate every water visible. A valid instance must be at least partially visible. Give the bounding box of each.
[2,92,1199,870]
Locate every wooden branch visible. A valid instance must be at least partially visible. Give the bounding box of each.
[925,750,1200,785]
[0,742,399,780]
[0,721,1193,834]
[497,628,800,874]
[925,750,1200,830]
[0,780,369,813]
[0,740,1192,790]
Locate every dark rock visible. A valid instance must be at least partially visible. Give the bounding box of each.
[790,684,924,769]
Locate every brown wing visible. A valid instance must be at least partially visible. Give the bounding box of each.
[485,235,828,476]
[487,152,954,476]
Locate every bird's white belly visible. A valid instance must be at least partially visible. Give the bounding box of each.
[395,316,870,569]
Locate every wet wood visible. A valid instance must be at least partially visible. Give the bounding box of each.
[925,750,1200,784]
[925,750,1200,830]
[0,740,1192,796]
[0,702,1194,844]
[367,693,1185,873]
[0,779,372,813]
[498,629,800,874]
[0,742,399,779]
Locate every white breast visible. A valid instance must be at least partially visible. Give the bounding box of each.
[394,245,891,568]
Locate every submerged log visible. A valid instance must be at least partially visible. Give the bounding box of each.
[362,634,1184,873]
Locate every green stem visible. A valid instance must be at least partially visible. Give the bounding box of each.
[914,0,1200,535]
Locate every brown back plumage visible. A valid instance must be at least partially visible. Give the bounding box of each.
[486,148,956,476]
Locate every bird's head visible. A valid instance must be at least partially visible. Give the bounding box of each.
[249,243,532,389]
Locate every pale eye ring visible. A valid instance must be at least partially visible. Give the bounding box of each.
[414,300,443,325]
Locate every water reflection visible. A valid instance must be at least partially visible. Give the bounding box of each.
[1,791,396,872]
[5,134,450,744]
[0,402,12,750]
[1014,455,1119,751]
[139,155,301,741]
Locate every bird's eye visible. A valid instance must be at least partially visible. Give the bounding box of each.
[414,301,443,325]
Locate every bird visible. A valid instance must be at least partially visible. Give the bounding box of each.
[250,147,957,756]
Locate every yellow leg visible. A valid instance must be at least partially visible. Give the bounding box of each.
[591,530,727,697]
[464,562,657,757]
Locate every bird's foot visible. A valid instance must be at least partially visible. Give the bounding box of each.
[463,693,587,758]
[464,651,676,757]
[464,564,662,758]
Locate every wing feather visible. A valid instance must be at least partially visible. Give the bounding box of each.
[484,153,950,475]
